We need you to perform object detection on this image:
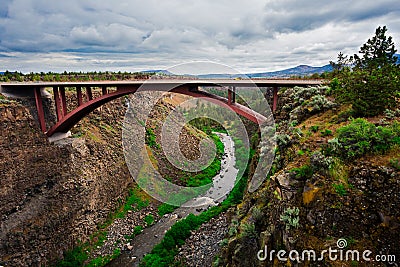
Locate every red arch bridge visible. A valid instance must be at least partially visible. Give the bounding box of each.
[0,79,324,137]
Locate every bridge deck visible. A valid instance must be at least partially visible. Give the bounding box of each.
[0,79,325,90]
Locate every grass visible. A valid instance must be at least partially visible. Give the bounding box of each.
[157,203,176,217]
[145,127,160,149]
[144,214,155,226]
[124,225,144,240]
[297,150,305,156]
[112,187,149,221]
[185,133,224,187]
[85,249,121,267]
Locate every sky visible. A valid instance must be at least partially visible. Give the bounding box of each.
[0,0,399,74]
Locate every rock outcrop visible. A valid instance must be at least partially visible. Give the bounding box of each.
[0,97,133,266]
[218,87,400,267]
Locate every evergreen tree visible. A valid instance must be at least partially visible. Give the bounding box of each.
[353,26,398,71]
[332,26,400,117]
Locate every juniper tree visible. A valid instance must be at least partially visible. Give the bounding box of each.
[332,26,400,117]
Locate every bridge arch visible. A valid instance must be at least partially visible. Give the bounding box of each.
[0,79,324,137]
[44,84,267,137]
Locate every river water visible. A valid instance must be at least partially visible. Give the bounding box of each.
[106,133,237,267]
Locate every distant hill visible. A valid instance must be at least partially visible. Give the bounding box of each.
[148,54,400,79]
[192,64,333,79]
[141,69,174,75]
[247,64,333,78]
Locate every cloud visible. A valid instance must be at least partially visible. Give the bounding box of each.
[0,0,399,72]
[262,0,400,34]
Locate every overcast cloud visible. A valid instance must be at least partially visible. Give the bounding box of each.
[0,0,399,73]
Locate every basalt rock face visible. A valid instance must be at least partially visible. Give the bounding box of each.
[0,98,132,266]
[218,87,400,267]
[219,164,400,267]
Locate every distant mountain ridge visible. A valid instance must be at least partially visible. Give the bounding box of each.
[246,64,333,78]
[183,64,333,79]
[154,54,400,78]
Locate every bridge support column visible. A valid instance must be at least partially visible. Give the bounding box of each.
[86,87,93,101]
[272,86,278,112]
[77,86,83,106]
[102,86,107,95]
[53,87,63,120]
[228,86,236,105]
[60,86,67,117]
[34,87,46,132]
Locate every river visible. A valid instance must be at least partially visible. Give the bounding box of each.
[106,132,237,266]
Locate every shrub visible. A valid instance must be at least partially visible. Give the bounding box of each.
[329,118,400,159]
[289,164,313,180]
[390,158,400,170]
[320,129,333,137]
[333,183,347,196]
[251,207,263,222]
[57,246,88,267]
[310,125,319,133]
[297,150,305,156]
[239,222,257,239]
[280,207,300,230]
[144,214,155,226]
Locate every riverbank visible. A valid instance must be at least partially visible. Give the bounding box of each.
[106,133,237,266]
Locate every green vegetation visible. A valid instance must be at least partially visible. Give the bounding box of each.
[320,129,333,137]
[390,158,400,170]
[330,26,400,117]
[280,207,300,230]
[56,187,149,267]
[239,222,257,239]
[188,117,226,135]
[124,226,143,240]
[140,154,251,267]
[185,133,224,187]
[144,214,155,226]
[85,249,121,267]
[309,125,319,133]
[289,164,313,180]
[112,188,149,220]
[297,149,305,156]
[332,183,347,196]
[56,230,116,267]
[57,246,88,267]
[157,203,176,217]
[145,128,160,149]
[327,118,400,160]
[0,70,152,82]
